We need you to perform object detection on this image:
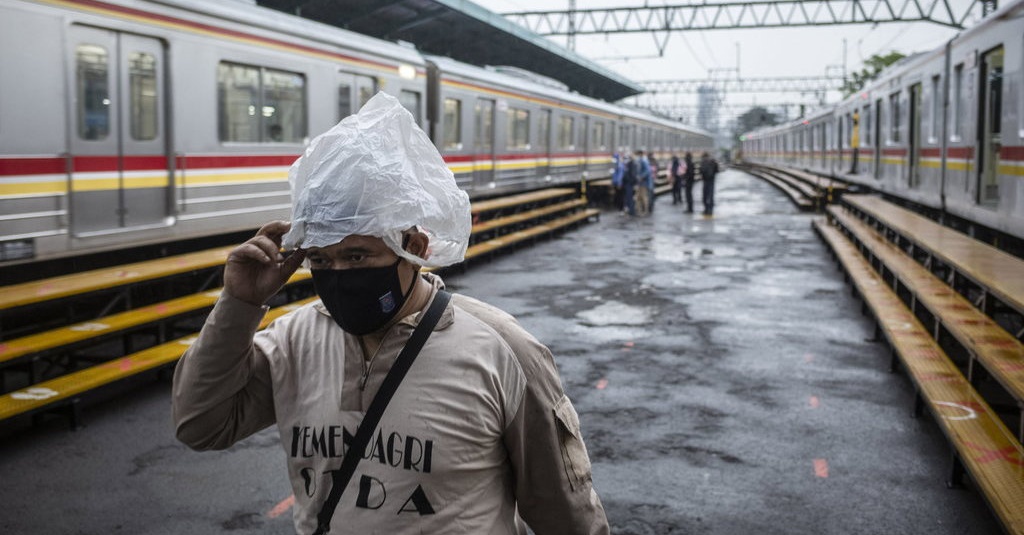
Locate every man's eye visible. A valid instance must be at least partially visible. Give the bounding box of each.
[308,257,329,267]
[346,254,366,263]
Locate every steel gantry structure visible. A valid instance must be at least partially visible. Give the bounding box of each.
[503,0,984,35]
[641,75,846,94]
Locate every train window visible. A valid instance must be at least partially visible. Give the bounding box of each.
[506,107,530,150]
[844,114,852,147]
[889,93,901,143]
[262,68,306,142]
[338,83,352,120]
[474,98,495,154]
[863,106,872,146]
[443,98,462,150]
[128,52,158,141]
[357,76,376,109]
[558,116,574,150]
[338,75,376,121]
[952,63,963,140]
[538,109,551,152]
[399,90,421,124]
[218,63,260,142]
[76,44,110,140]
[218,63,305,143]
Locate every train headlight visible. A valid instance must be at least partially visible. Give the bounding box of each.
[398,64,416,80]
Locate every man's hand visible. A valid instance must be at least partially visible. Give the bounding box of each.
[224,221,306,306]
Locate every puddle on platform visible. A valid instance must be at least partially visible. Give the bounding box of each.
[577,301,653,326]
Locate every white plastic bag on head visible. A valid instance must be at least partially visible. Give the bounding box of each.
[282,92,471,268]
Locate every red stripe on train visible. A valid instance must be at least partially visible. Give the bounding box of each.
[947,147,975,159]
[180,155,300,169]
[0,157,66,176]
[1001,146,1024,160]
[73,155,169,172]
[0,154,300,176]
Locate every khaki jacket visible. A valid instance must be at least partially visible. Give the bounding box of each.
[172,274,609,534]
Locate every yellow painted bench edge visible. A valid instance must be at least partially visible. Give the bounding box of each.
[0,296,319,422]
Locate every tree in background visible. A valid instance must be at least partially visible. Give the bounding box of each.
[734,106,779,148]
[840,52,906,97]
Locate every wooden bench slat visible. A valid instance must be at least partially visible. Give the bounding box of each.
[0,246,234,311]
[814,218,1024,534]
[828,206,1024,406]
[472,199,585,234]
[844,194,1024,316]
[763,169,818,200]
[471,188,575,214]
[0,296,319,422]
[750,170,814,209]
[764,164,847,191]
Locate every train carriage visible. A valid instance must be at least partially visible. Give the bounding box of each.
[425,57,623,195]
[742,0,1024,242]
[0,0,713,268]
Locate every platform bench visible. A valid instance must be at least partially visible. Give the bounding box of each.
[814,218,1024,535]
[0,270,313,391]
[0,296,319,430]
[828,205,1024,440]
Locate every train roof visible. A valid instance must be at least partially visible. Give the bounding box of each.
[427,55,712,139]
[151,0,427,67]
[956,0,1024,42]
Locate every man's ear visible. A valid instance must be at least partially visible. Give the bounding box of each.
[402,229,429,260]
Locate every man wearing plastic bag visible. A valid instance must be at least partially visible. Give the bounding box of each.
[172,92,610,535]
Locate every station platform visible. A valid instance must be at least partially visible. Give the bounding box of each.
[0,169,1004,534]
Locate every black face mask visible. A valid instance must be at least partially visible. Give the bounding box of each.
[312,259,414,335]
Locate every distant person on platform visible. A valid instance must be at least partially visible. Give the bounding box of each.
[699,152,719,216]
[670,154,683,206]
[634,150,652,217]
[646,152,658,214]
[849,110,860,174]
[611,152,625,211]
[618,149,634,214]
[172,93,609,535]
[682,152,696,214]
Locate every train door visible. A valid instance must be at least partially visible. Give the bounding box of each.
[908,84,922,187]
[473,98,495,188]
[873,99,883,179]
[977,46,1003,206]
[538,109,551,178]
[581,116,590,177]
[68,26,168,234]
[820,124,826,168]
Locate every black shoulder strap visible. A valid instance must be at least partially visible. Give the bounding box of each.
[312,290,452,535]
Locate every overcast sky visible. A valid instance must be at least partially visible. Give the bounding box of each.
[472,0,981,129]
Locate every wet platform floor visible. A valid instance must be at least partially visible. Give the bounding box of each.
[0,169,1004,534]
